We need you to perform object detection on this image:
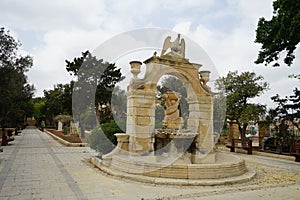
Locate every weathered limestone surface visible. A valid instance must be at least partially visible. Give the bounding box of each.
[105,152,247,179]
[98,34,251,182]
[125,54,215,160]
[162,92,183,129]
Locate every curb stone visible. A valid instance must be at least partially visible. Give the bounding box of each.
[44,129,86,147]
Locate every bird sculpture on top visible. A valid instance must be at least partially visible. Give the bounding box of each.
[160,34,185,58]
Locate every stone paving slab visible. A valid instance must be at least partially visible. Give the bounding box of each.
[0,127,299,199]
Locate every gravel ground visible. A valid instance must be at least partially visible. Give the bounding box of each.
[144,149,300,200]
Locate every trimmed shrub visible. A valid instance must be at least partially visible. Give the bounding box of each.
[88,120,124,154]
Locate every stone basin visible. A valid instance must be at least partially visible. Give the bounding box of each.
[98,152,248,179]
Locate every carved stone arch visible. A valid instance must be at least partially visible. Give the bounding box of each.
[97,35,251,180]
[127,56,214,159]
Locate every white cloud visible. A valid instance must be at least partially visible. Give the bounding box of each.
[228,0,274,21]
[0,0,107,31]
[27,28,115,96]
[161,0,217,13]
[169,0,298,108]
[173,22,192,35]
[1,0,298,108]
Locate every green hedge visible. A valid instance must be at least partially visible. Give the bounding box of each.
[88,120,124,154]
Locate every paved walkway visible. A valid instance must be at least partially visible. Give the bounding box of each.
[0,127,299,199]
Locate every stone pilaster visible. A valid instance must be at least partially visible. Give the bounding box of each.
[188,96,215,163]
[126,89,156,154]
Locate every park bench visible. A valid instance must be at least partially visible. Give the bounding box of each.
[226,139,253,155]
[292,143,300,162]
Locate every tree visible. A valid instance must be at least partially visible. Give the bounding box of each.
[156,76,227,132]
[255,0,300,67]
[271,88,300,131]
[0,27,34,128]
[66,51,124,136]
[66,50,123,105]
[265,88,300,153]
[41,81,74,126]
[110,86,127,131]
[215,71,269,144]
[288,74,300,80]
[32,97,45,126]
[213,93,227,134]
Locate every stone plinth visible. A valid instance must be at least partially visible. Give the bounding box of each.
[115,133,129,151]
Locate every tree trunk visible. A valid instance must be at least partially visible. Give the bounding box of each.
[228,121,239,144]
[238,122,248,148]
[1,120,7,146]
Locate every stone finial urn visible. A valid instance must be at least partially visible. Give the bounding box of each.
[129,61,142,79]
[199,70,211,85]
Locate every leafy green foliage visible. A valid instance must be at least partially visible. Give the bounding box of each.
[66,50,124,105]
[98,103,113,124]
[0,27,19,66]
[271,88,300,131]
[0,27,34,127]
[31,97,45,126]
[157,76,226,133]
[41,81,74,126]
[255,0,300,67]
[66,51,124,132]
[79,109,96,131]
[266,94,298,151]
[111,86,127,130]
[88,120,124,154]
[215,71,269,142]
[213,93,226,134]
[54,115,73,124]
[288,74,300,80]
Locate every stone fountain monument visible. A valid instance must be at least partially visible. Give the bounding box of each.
[90,34,255,185]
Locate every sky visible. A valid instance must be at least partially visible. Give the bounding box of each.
[0,0,299,109]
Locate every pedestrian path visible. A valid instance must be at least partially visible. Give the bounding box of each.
[0,127,85,199]
[0,127,202,199]
[0,127,299,200]
[236,153,300,173]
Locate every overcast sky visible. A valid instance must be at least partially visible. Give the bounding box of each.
[0,0,299,108]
